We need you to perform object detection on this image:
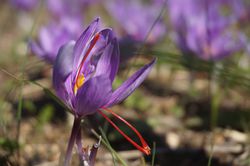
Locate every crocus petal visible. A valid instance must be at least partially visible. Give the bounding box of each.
[80,28,114,73]
[106,0,166,43]
[71,28,116,85]
[73,18,99,68]
[87,28,114,58]
[76,75,112,117]
[94,38,119,82]
[106,58,156,107]
[39,27,54,54]
[53,41,75,102]
[29,40,48,61]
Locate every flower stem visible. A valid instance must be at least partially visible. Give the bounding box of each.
[64,117,81,166]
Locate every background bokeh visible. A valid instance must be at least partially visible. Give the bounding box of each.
[1,0,250,165]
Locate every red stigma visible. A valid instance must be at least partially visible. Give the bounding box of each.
[75,33,100,88]
[98,108,151,155]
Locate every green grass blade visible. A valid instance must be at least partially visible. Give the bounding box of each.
[99,127,117,166]
[91,129,128,166]
[151,142,156,166]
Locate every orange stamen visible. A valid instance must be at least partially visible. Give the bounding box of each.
[98,108,151,155]
[74,33,100,93]
[74,74,85,94]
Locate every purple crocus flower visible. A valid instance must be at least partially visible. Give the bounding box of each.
[53,18,155,165]
[10,0,38,11]
[168,0,247,60]
[30,16,83,63]
[105,0,166,44]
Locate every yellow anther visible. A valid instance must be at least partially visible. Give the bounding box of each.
[74,74,85,94]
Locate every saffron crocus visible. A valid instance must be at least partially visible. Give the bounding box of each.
[30,16,83,63]
[53,18,155,165]
[106,0,166,44]
[168,0,247,60]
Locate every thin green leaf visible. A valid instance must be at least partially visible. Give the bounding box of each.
[151,142,156,166]
[99,127,117,166]
[91,129,128,166]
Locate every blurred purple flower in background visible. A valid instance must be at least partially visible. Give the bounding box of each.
[153,0,166,5]
[46,0,99,17]
[106,0,167,44]
[221,0,250,25]
[53,18,154,165]
[10,0,38,11]
[168,0,248,60]
[46,0,80,18]
[30,16,83,63]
